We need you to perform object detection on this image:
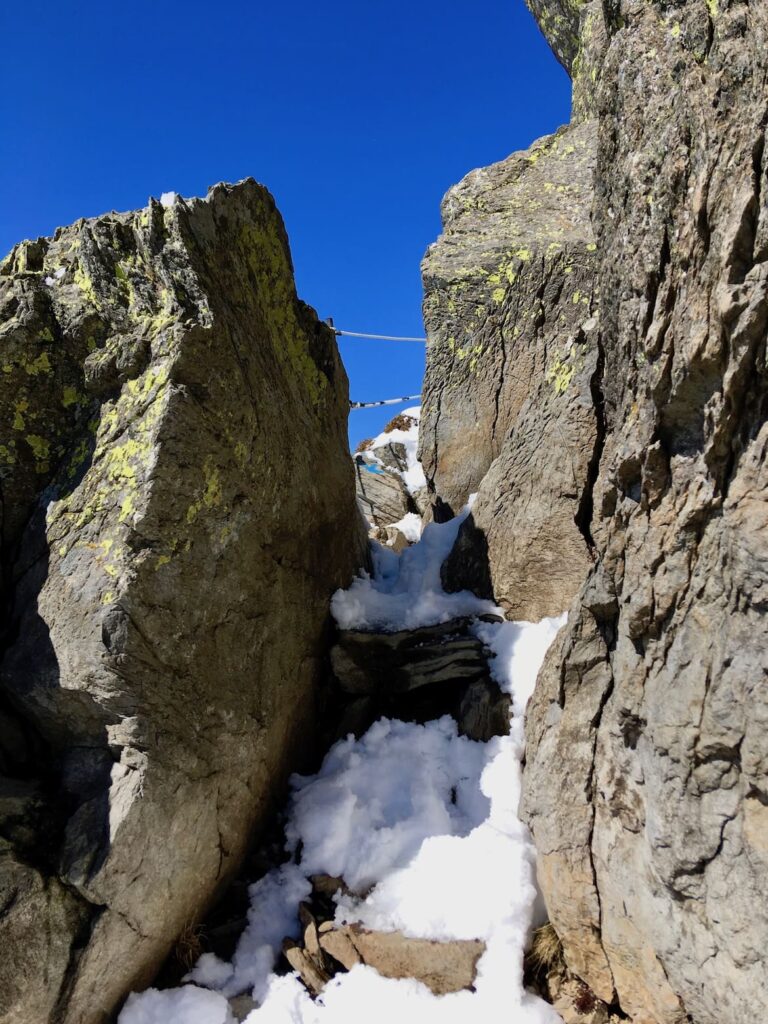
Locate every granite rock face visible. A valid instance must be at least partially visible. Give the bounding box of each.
[420,118,600,620]
[517,2,768,1023]
[353,456,414,528]
[421,0,768,1019]
[0,180,367,1024]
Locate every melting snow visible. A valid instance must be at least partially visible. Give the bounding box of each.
[331,500,495,632]
[119,489,566,1024]
[120,985,235,1024]
[44,267,66,287]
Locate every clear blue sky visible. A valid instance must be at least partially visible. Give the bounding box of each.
[1,0,569,447]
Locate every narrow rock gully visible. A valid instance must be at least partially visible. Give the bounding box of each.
[120,408,568,1024]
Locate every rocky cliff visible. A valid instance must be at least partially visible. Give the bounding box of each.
[422,0,768,1022]
[420,118,600,620]
[0,180,367,1024]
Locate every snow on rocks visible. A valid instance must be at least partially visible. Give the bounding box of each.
[120,984,235,1024]
[354,462,412,529]
[284,906,486,997]
[390,512,421,543]
[367,406,426,495]
[43,267,66,286]
[119,493,566,1024]
[354,408,428,545]
[331,502,496,632]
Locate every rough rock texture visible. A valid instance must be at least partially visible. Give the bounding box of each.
[326,925,484,995]
[524,0,608,121]
[332,619,491,696]
[282,893,485,997]
[420,118,600,620]
[328,617,509,744]
[0,180,367,1024]
[354,455,414,528]
[370,438,408,473]
[520,2,768,1024]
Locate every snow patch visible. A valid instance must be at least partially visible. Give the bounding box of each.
[475,613,567,709]
[331,501,494,632]
[160,191,178,207]
[286,717,489,895]
[189,865,312,1002]
[119,481,567,1024]
[390,511,422,543]
[44,267,66,287]
[119,985,235,1024]
[367,405,426,494]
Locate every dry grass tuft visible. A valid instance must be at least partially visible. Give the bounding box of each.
[383,413,416,433]
[527,923,565,972]
[174,920,204,970]
[355,438,374,453]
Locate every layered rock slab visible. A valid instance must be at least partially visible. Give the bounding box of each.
[329,617,510,742]
[353,456,414,528]
[521,2,768,1023]
[0,181,367,1023]
[420,119,600,620]
[281,879,485,998]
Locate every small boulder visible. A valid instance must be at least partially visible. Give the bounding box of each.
[285,916,485,997]
[457,680,511,742]
[371,525,410,553]
[371,440,408,474]
[354,456,413,527]
[338,926,484,995]
[331,619,490,697]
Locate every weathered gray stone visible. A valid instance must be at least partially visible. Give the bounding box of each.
[318,926,363,970]
[523,0,608,120]
[340,926,485,995]
[371,439,408,473]
[0,843,91,1024]
[371,524,410,553]
[411,484,430,517]
[329,618,504,743]
[331,619,490,696]
[282,939,331,995]
[288,916,484,997]
[520,3,768,1024]
[456,679,511,743]
[354,456,413,527]
[415,0,768,1020]
[228,995,258,1023]
[0,180,367,1023]
[421,117,599,621]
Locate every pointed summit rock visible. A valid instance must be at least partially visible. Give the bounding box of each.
[0,179,367,1024]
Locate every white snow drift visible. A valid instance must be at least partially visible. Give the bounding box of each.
[120,465,565,1024]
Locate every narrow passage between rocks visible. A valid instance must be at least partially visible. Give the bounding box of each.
[120,410,565,1024]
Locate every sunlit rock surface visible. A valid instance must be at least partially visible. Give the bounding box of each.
[422,0,768,1020]
[0,180,367,1024]
[420,119,599,620]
